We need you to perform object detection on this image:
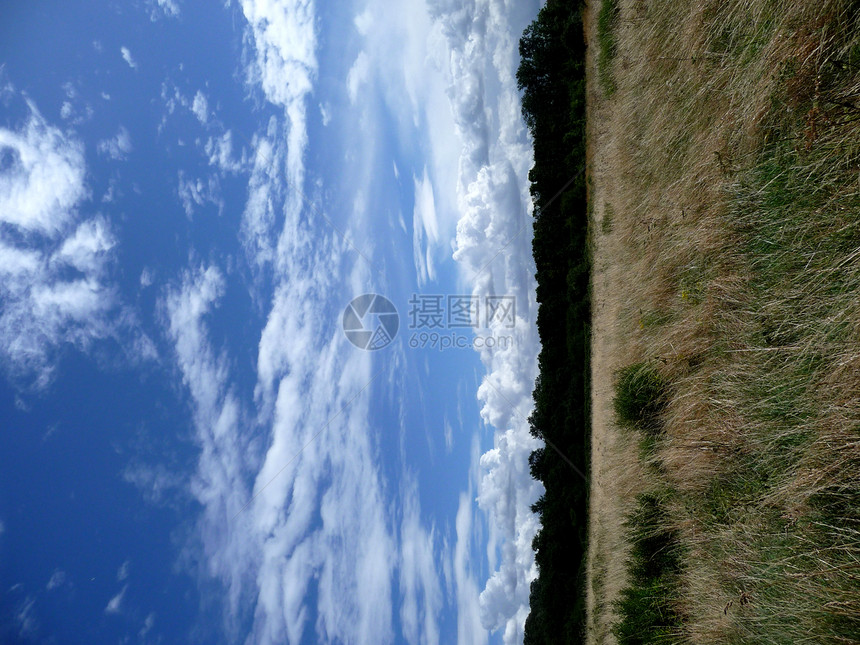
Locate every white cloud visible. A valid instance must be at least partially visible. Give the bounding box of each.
[342,0,543,636]
[204,131,244,174]
[0,106,86,234]
[120,46,137,69]
[105,584,128,614]
[123,461,184,506]
[239,0,317,274]
[144,4,465,644]
[97,126,132,160]
[140,267,153,287]
[163,251,403,644]
[239,121,282,271]
[0,102,122,386]
[191,90,208,124]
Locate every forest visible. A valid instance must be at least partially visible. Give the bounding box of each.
[518,0,590,643]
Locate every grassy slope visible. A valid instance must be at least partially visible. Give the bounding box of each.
[587,0,860,642]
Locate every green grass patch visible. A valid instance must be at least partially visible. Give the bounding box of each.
[613,362,667,435]
[601,202,614,234]
[597,0,619,97]
[613,493,684,644]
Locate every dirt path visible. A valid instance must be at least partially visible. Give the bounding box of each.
[583,3,644,642]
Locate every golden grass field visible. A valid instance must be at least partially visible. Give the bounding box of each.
[585,0,860,642]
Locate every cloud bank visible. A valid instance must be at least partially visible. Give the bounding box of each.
[427,0,543,641]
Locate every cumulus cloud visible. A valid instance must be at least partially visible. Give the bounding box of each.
[120,46,137,69]
[319,102,331,126]
[162,3,449,633]
[97,126,132,160]
[123,460,184,506]
[140,4,462,644]
[140,267,154,288]
[0,102,121,386]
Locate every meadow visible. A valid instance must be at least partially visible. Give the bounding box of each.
[586,1,860,642]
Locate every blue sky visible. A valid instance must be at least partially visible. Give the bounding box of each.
[0,0,543,642]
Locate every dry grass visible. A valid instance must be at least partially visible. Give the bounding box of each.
[587,0,860,642]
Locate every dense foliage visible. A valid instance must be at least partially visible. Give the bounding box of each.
[519,1,590,643]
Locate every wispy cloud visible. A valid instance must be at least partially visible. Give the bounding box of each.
[346,51,370,104]
[177,171,222,217]
[105,584,128,614]
[399,479,443,645]
[412,167,440,287]
[46,569,66,590]
[117,559,131,582]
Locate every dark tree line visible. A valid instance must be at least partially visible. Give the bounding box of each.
[519,1,590,643]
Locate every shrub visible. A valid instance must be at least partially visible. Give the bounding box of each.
[613,362,667,434]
